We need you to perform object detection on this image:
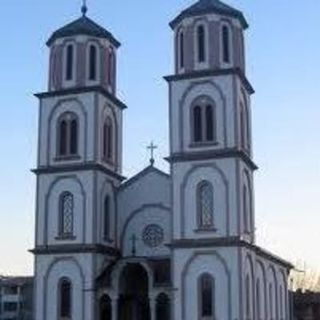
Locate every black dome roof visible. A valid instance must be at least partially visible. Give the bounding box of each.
[47,15,120,47]
[170,0,248,29]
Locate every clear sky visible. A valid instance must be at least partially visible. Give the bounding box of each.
[0,0,319,276]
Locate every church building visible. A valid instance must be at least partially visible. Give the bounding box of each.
[32,1,293,319]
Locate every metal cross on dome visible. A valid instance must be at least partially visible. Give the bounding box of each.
[81,0,88,16]
[147,142,158,166]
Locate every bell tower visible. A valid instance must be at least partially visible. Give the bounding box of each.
[32,5,126,320]
[166,1,259,319]
[166,0,256,244]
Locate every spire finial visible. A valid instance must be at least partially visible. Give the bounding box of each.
[81,0,88,16]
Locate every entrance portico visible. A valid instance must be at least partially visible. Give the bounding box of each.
[98,258,171,320]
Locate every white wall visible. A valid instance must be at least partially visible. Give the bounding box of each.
[34,254,95,320]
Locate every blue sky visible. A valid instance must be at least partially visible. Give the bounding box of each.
[0,0,319,275]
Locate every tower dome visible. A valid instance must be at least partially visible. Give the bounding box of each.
[170,0,248,74]
[47,15,120,48]
[170,0,248,29]
[47,10,120,94]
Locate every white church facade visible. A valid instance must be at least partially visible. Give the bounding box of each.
[32,1,293,319]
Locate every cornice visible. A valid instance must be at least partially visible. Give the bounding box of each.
[35,86,127,110]
[30,244,120,257]
[165,148,258,170]
[169,237,293,269]
[164,68,254,95]
[32,162,126,181]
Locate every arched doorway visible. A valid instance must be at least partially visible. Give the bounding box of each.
[99,295,112,320]
[156,293,170,320]
[118,263,150,320]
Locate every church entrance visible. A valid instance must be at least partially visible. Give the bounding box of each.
[118,263,151,320]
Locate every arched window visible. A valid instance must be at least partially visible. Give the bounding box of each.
[65,44,74,81]
[59,192,74,237]
[199,274,215,318]
[103,195,110,239]
[156,293,171,320]
[103,117,113,162]
[193,106,202,142]
[197,181,214,229]
[197,25,206,63]
[245,274,251,320]
[222,25,231,64]
[89,45,97,81]
[179,31,185,69]
[205,105,214,141]
[58,113,79,157]
[59,279,72,319]
[192,100,216,144]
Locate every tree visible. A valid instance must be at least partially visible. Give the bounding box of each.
[290,261,320,292]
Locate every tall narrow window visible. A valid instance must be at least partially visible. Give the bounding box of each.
[205,105,214,141]
[70,119,78,155]
[279,285,283,320]
[200,274,214,317]
[59,192,74,236]
[245,275,251,319]
[107,120,113,160]
[108,50,114,86]
[103,122,108,159]
[240,104,246,149]
[198,181,214,229]
[197,25,206,63]
[243,185,249,232]
[66,44,74,81]
[103,195,110,239]
[179,31,185,69]
[222,25,231,63]
[244,103,250,150]
[103,117,113,162]
[194,106,202,142]
[269,283,274,318]
[59,120,68,156]
[58,113,79,157]
[59,279,72,319]
[256,280,261,319]
[89,45,97,81]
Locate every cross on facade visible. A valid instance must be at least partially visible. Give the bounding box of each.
[147,142,158,166]
[130,234,137,256]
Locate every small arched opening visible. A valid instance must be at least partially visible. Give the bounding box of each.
[156,293,171,320]
[99,295,112,320]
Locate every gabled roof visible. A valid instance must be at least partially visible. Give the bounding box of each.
[119,165,170,191]
[46,15,120,48]
[170,0,248,30]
